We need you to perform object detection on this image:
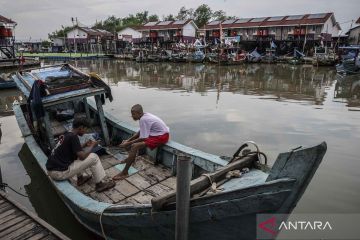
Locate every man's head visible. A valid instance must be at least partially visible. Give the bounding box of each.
[72,118,89,136]
[131,104,144,121]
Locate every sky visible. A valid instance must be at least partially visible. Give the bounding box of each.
[1,0,359,41]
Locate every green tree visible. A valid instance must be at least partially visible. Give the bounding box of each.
[194,4,212,28]
[48,25,72,39]
[148,14,159,22]
[163,14,175,21]
[136,11,149,24]
[176,6,194,20]
[212,10,227,21]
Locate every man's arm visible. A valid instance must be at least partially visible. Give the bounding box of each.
[127,131,140,141]
[120,131,144,147]
[76,140,98,160]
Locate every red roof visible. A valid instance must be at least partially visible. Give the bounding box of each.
[204,13,333,30]
[0,15,16,24]
[137,19,197,31]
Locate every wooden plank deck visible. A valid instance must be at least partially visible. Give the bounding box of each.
[69,152,177,205]
[0,191,70,240]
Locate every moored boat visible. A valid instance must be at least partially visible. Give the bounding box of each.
[0,75,16,89]
[12,64,327,240]
[312,46,337,66]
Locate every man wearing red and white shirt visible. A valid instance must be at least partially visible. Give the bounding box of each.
[113,104,169,180]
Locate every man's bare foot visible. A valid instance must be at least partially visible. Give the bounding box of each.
[112,172,129,181]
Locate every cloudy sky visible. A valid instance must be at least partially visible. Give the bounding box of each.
[1,0,359,41]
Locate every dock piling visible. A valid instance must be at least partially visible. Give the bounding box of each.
[175,154,192,240]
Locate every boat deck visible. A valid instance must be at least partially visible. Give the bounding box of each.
[69,150,176,205]
[0,191,70,240]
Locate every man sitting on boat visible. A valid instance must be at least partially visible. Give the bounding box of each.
[113,104,170,181]
[45,118,115,192]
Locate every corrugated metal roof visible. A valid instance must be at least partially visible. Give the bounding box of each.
[138,19,197,31]
[204,13,333,30]
[0,15,16,24]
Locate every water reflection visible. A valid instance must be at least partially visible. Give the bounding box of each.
[66,60,338,106]
[0,89,24,116]
[18,144,100,239]
[334,75,360,108]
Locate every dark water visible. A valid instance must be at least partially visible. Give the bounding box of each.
[0,59,359,238]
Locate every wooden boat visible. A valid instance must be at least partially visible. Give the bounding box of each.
[12,64,327,240]
[187,49,205,63]
[287,49,305,65]
[170,50,187,63]
[261,48,278,64]
[336,46,360,75]
[0,78,16,89]
[312,47,337,66]
[247,49,262,63]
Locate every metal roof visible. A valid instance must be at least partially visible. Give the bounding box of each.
[138,19,197,31]
[204,13,333,30]
[0,15,16,24]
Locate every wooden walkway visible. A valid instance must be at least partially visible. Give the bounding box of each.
[0,191,70,240]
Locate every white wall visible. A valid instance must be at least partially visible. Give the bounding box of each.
[117,27,142,39]
[52,38,64,46]
[349,27,360,45]
[182,22,196,37]
[322,16,340,36]
[67,28,88,39]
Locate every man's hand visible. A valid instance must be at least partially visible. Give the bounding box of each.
[119,140,130,148]
[86,140,98,148]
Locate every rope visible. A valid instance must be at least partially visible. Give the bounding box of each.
[0,183,28,197]
[201,173,213,185]
[99,205,113,240]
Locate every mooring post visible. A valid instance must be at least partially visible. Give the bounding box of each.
[0,163,3,191]
[175,154,192,240]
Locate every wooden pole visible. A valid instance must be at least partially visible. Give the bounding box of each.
[175,154,192,240]
[94,95,110,146]
[0,162,3,190]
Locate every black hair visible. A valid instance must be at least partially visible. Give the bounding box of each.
[72,118,89,129]
[131,104,143,114]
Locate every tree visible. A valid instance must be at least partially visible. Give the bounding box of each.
[194,4,212,28]
[135,11,149,24]
[163,14,175,21]
[176,6,194,20]
[212,10,227,21]
[148,14,159,22]
[48,25,72,39]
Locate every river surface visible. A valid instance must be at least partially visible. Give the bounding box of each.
[0,59,359,238]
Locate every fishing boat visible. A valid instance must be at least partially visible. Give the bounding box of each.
[287,48,305,65]
[12,63,327,240]
[261,48,278,64]
[312,46,337,66]
[247,48,262,63]
[170,49,187,63]
[187,48,205,63]
[336,46,360,75]
[0,76,16,89]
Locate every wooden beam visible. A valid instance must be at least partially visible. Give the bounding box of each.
[151,154,257,210]
[43,111,55,149]
[94,95,110,146]
[83,98,91,121]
